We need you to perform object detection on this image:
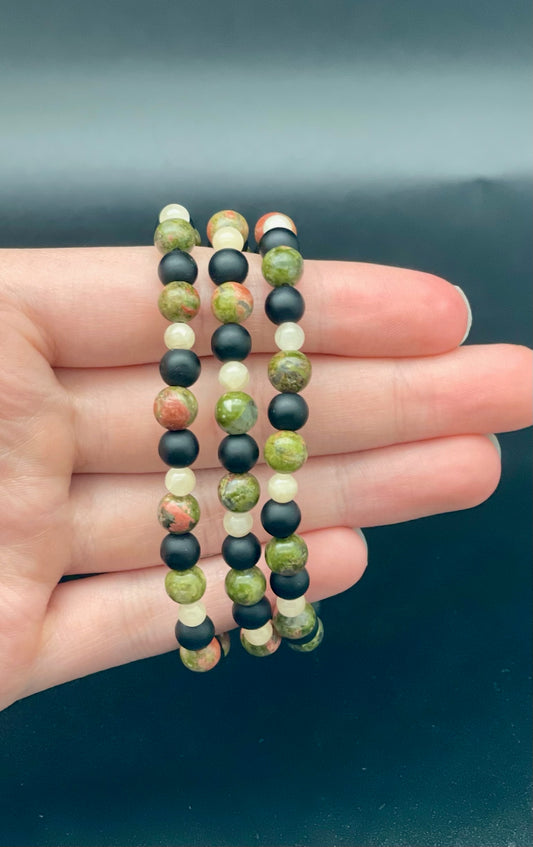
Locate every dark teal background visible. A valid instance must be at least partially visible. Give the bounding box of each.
[0,1,531,845]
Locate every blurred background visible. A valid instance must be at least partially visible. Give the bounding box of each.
[0,1,531,845]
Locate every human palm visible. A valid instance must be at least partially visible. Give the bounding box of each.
[0,244,530,711]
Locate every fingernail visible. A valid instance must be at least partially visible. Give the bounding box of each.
[485,433,502,459]
[454,285,473,345]
[353,527,368,551]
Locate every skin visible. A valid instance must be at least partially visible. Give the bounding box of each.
[0,244,531,711]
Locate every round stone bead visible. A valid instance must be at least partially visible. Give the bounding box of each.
[177,600,207,626]
[211,324,252,362]
[211,282,253,324]
[158,248,198,285]
[215,391,258,435]
[267,472,298,503]
[158,430,199,467]
[268,350,311,393]
[218,434,259,473]
[258,228,300,256]
[240,624,281,657]
[159,203,190,224]
[254,212,297,245]
[268,393,309,431]
[222,532,261,570]
[262,245,303,286]
[157,493,200,534]
[289,617,324,652]
[260,499,301,537]
[223,511,254,537]
[175,616,214,650]
[165,467,196,496]
[218,472,260,512]
[165,565,206,603]
[276,595,306,616]
[264,431,308,473]
[179,637,221,672]
[158,281,200,323]
[153,386,198,429]
[232,597,272,629]
[225,566,266,605]
[160,532,201,570]
[265,286,305,325]
[212,227,245,251]
[154,218,198,254]
[273,600,317,639]
[265,533,308,574]
[275,322,305,351]
[218,361,250,392]
[159,349,201,387]
[270,568,310,599]
[207,209,249,244]
[208,248,249,285]
[164,322,195,350]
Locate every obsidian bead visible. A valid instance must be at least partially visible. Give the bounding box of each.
[175,617,215,650]
[158,430,199,467]
[270,568,310,599]
[218,434,259,473]
[265,285,305,325]
[222,533,262,570]
[268,393,309,430]
[208,248,249,285]
[159,349,201,387]
[160,532,201,570]
[258,227,300,255]
[260,500,301,537]
[211,324,251,361]
[158,249,198,286]
[232,597,272,629]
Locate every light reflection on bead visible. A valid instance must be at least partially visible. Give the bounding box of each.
[164,323,195,350]
[212,227,245,251]
[223,510,253,537]
[274,321,305,351]
[276,596,306,617]
[165,467,196,496]
[159,203,190,224]
[177,601,207,626]
[267,472,298,504]
[242,621,273,646]
[218,361,250,391]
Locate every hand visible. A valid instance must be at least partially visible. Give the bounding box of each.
[0,245,530,710]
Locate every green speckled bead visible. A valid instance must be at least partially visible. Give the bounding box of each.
[268,350,311,393]
[240,627,282,657]
[264,430,307,473]
[225,566,266,605]
[157,492,200,533]
[154,219,198,254]
[262,246,303,287]
[265,533,308,574]
[211,282,253,324]
[218,472,260,512]
[165,565,206,603]
[180,637,221,672]
[289,617,324,652]
[158,281,200,322]
[207,209,249,243]
[215,392,258,434]
[273,601,316,639]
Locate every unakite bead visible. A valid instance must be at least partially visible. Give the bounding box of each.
[262,245,303,287]
[207,209,249,244]
[289,617,324,652]
[273,601,316,639]
[158,281,200,322]
[240,624,282,657]
[164,565,206,603]
[215,392,258,434]
[218,472,260,512]
[180,637,221,672]
[157,492,200,534]
[268,350,311,393]
[153,386,198,429]
[254,212,297,245]
[154,218,198,254]
[225,566,266,605]
[264,430,307,473]
[211,282,253,324]
[265,533,308,574]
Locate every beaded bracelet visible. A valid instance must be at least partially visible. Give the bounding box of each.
[206,211,281,659]
[153,203,227,673]
[256,213,324,653]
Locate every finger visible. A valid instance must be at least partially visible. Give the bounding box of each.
[66,434,501,575]
[57,343,532,474]
[0,245,470,367]
[21,527,366,698]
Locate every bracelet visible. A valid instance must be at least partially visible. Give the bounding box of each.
[256,213,324,653]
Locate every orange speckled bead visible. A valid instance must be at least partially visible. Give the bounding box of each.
[153,386,198,429]
[254,212,297,246]
[206,209,249,245]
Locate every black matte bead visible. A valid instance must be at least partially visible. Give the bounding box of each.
[265,285,305,325]
[158,249,198,285]
[270,568,310,599]
[159,349,201,387]
[160,532,201,570]
[175,617,215,650]
[221,533,261,570]
[232,597,272,629]
[268,393,309,430]
[158,430,199,467]
[258,227,300,255]
[211,323,251,361]
[218,434,259,473]
[289,615,320,645]
[208,248,249,285]
[260,500,301,537]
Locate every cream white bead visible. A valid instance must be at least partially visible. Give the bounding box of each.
[267,473,298,503]
[223,510,253,537]
[159,203,190,224]
[212,226,245,251]
[178,601,207,627]
[164,322,195,350]
[263,214,296,235]
[165,467,196,496]
[275,321,305,352]
[276,596,306,617]
[242,621,273,646]
[218,361,250,391]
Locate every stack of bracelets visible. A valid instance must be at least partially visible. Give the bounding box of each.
[152,203,323,672]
